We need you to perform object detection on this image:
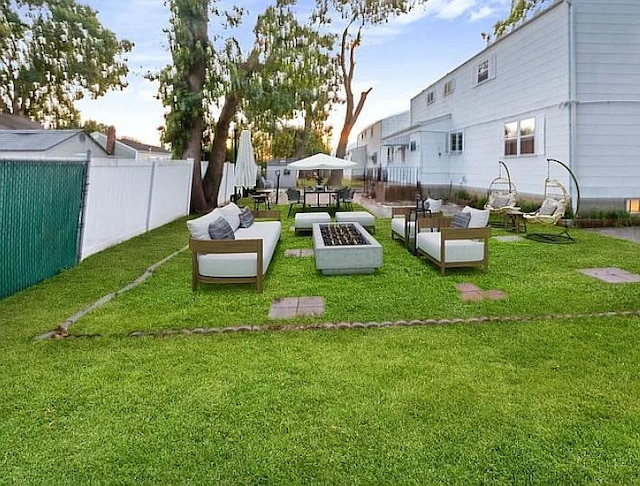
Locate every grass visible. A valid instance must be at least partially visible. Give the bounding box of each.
[1,201,640,484]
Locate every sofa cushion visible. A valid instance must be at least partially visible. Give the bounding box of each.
[219,202,241,232]
[208,217,235,240]
[187,208,223,240]
[450,212,471,228]
[239,207,254,228]
[416,232,485,263]
[198,221,281,277]
[461,206,490,228]
[426,198,442,212]
[391,216,415,238]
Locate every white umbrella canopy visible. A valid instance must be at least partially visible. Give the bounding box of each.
[234,130,259,189]
[287,153,357,170]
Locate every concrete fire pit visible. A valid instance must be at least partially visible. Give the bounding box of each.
[312,222,383,275]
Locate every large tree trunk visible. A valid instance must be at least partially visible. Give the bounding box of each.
[204,93,239,207]
[293,108,313,160]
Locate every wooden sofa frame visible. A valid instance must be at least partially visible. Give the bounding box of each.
[391,206,442,247]
[415,215,490,275]
[189,209,280,293]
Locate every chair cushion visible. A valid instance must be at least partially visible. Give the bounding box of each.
[239,207,254,228]
[461,206,490,228]
[450,212,471,228]
[426,198,442,212]
[416,232,485,263]
[539,198,558,216]
[208,217,235,240]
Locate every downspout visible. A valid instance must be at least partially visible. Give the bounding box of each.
[567,0,577,215]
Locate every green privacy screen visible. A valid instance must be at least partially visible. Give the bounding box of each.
[0,159,88,299]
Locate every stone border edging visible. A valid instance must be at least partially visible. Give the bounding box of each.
[127,309,640,338]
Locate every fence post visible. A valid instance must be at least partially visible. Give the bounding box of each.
[76,151,91,263]
[145,160,158,231]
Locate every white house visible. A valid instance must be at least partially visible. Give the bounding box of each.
[0,130,108,159]
[358,0,640,213]
[91,132,172,160]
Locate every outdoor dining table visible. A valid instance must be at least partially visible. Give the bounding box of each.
[303,187,340,211]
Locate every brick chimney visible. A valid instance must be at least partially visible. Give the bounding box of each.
[106,125,116,155]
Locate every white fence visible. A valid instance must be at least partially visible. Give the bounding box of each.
[81,158,193,259]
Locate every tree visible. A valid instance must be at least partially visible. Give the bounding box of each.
[0,0,132,127]
[270,126,330,159]
[493,0,552,38]
[313,0,423,160]
[154,0,211,211]
[157,0,337,212]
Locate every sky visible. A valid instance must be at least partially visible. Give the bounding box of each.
[76,0,513,150]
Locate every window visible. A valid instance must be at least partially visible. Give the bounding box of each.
[444,80,454,96]
[504,118,535,156]
[477,60,489,84]
[449,132,463,153]
[627,199,640,214]
[426,91,435,104]
[410,140,417,151]
[387,146,394,163]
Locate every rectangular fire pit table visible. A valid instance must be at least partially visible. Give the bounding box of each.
[312,222,383,275]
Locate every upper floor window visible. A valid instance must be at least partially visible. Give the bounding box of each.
[449,132,463,153]
[443,80,455,96]
[504,118,535,156]
[426,91,435,104]
[477,60,489,84]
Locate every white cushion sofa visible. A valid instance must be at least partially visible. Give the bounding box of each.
[391,198,443,246]
[187,203,281,293]
[415,206,491,275]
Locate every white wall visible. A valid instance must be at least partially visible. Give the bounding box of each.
[80,158,193,259]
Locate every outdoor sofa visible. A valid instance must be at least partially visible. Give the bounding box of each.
[187,202,281,293]
[391,198,443,245]
[415,206,491,275]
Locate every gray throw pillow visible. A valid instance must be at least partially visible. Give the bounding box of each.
[450,212,471,228]
[539,199,557,216]
[208,217,235,240]
[239,207,254,228]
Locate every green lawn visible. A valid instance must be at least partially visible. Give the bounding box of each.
[1,203,640,484]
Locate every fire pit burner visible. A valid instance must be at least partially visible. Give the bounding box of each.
[319,223,369,246]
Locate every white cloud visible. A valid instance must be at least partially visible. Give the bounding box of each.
[469,6,496,22]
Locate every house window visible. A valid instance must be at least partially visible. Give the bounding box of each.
[387,146,394,163]
[627,199,640,214]
[477,60,489,84]
[504,118,535,156]
[410,140,417,151]
[444,80,454,96]
[427,91,435,104]
[449,132,463,153]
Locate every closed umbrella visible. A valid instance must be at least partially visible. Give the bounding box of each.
[235,130,259,190]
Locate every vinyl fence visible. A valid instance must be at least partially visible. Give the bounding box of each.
[80,158,193,259]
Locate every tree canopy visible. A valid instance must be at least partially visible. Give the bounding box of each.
[0,0,132,127]
[493,0,552,38]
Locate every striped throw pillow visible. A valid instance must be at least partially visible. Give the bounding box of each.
[208,217,235,240]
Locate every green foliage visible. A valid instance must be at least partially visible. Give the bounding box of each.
[493,0,552,38]
[0,0,132,127]
[270,126,329,158]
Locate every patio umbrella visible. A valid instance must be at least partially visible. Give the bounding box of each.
[234,130,259,190]
[287,153,357,170]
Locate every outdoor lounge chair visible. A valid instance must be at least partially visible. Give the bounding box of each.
[286,188,304,216]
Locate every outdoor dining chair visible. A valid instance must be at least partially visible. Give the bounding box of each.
[286,188,304,216]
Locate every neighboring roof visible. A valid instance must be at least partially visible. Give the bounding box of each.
[0,113,43,130]
[118,137,171,155]
[0,130,89,152]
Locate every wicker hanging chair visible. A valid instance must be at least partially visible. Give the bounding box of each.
[524,158,580,243]
[484,161,517,214]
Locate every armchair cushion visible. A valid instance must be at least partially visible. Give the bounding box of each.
[461,206,490,228]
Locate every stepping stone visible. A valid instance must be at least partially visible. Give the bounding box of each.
[493,235,523,242]
[455,283,508,301]
[284,249,314,257]
[268,296,325,319]
[579,267,640,284]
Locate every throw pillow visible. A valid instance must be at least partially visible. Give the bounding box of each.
[187,208,223,240]
[239,207,254,228]
[539,199,558,216]
[450,212,471,228]
[208,217,235,240]
[426,197,443,212]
